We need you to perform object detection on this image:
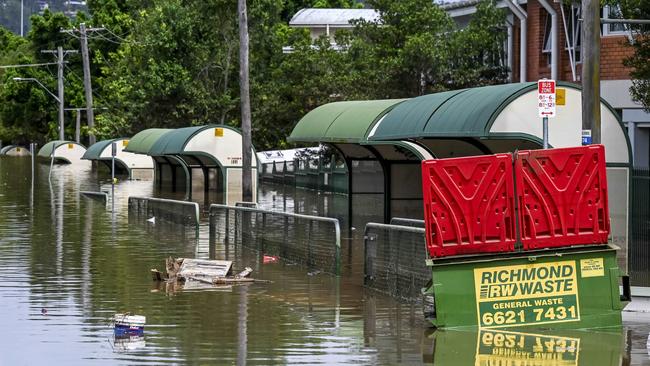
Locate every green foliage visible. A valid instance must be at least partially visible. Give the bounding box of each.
[0,0,511,149]
[620,0,650,111]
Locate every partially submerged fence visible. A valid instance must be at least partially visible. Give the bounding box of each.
[364,223,430,301]
[128,196,200,227]
[209,204,341,275]
[80,190,108,205]
[389,217,425,228]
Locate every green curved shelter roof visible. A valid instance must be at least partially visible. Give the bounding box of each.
[0,145,16,154]
[148,125,218,156]
[368,82,537,141]
[288,99,405,143]
[82,138,121,160]
[37,140,80,157]
[123,128,172,154]
[368,82,538,140]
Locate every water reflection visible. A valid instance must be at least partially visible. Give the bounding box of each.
[425,328,628,366]
[0,157,648,365]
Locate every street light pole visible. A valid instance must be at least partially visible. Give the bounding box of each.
[13,76,65,138]
[20,0,24,37]
[57,46,65,140]
[40,47,77,141]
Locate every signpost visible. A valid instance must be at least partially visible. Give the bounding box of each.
[111,142,116,214]
[538,80,556,149]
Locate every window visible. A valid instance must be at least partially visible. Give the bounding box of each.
[565,4,581,63]
[542,13,552,65]
[602,5,627,36]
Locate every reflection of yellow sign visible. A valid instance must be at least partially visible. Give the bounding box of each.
[474,261,580,328]
[123,140,129,146]
[215,128,224,137]
[68,143,74,149]
[557,88,566,106]
[580,258,604,278]
[476,329,580,366]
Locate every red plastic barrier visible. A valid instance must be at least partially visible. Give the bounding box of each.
[515,145,609,249]
[421,154,516,258]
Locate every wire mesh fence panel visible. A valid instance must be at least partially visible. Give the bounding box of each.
[389,217,425,228]
[209,204,341,275]
[364,223,430,301]
[630,169,650,286]
[128,196,200,227]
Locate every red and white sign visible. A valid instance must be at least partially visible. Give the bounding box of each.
[538,79,556,118]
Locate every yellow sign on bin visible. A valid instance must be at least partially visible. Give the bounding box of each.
[474,261,580,328]
[68,143,74,149]
[215,128,224,137]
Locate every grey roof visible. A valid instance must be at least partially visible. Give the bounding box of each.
[436,0,481,10]
[289,8,380,27]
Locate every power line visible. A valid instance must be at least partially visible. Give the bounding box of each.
[0,62,58,69]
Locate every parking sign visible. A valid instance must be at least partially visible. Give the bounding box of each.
[538,80,556,118]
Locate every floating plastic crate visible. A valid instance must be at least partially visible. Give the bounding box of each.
[421,154,516,258]
[515,145,610,249]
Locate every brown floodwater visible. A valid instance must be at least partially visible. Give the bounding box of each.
[0,156,649,365]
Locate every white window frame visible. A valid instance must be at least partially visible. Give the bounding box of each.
[602,5,627,36]
[564,4,581,64]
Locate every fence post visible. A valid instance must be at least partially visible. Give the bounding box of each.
[307,220,313,268]
[284,215,289,259]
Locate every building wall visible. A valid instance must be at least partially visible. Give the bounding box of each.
[510,0,634,83]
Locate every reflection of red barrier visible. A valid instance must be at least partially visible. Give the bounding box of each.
[515,145,609,249]
[421,154,516,258]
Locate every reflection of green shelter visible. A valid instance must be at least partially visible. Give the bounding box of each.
[37,140,89,165]
[289,83,632,274]
[82,138,154,180]
[125,125,258,204]
[0,145,31,156]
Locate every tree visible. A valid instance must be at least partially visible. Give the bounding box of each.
[621,0,650,111]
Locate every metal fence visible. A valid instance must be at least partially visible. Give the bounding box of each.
[80,190,108,205]
[209,204,341,275]
[630,168,650,287]
[128,196,200,227]
[389,217,425,228]
[364,223,430,301]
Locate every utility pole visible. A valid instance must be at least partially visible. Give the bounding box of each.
[239,0,253,202]
[581,0,601,144]
[62,24,104,146]
[20,0,24,37]
[42,47,77,140]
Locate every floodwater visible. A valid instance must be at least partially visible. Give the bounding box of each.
[0,156,649,365]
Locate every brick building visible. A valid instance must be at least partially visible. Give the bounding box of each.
[446,0,648,168]
[289,2,649,167]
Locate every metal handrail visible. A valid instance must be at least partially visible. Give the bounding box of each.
[209,203,341,274]
[389,217,425,227]
[129,196,200,227]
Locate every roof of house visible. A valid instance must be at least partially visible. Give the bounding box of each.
[289,8,380,27]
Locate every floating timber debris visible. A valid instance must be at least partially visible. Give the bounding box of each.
[150,257,271,289]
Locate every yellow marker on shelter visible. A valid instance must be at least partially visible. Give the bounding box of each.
[556,88,566,106]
